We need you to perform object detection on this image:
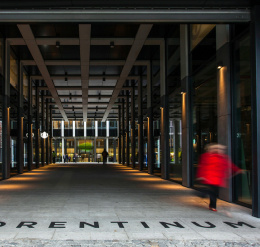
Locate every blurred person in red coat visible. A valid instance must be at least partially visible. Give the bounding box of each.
[196,143,242,212]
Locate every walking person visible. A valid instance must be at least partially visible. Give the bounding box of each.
[97,153,101,163]
[196,143,242,212]
[73,153,77,163]
[102,149,109,165]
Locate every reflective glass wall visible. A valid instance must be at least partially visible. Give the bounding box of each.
[232,25,252,206]
[167,25,182,183]
[52,120,118,163]
[191,25,217,187]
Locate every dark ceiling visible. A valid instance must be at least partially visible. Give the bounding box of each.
[0,1,254,121]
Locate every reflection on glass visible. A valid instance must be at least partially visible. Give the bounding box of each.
[233,32,252,206]
[108,139,117,162]
[192,60,217,187]
[169,119,182,183]
[52,139,62,162]
[143,121,148,168]
[10,52,18,90]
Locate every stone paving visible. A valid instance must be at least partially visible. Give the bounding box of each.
[0,163,259,247]
[0,240,259,246]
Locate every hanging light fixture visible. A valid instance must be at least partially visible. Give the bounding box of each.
[41,131,48,139]
[56,41,60,48]
[110,41,115,48]
[65,72,68,82]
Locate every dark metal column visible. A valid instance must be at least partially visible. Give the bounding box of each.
[50,105,53,163]
[122,97,125,165]
[3,40,11,179]
[131,81,136,168]
[28,77,33,170]
[46,99,49,165]
[17,62,24,174]
[147,62,154,174]
[126,91,130,166]
[180,24,192,188]
[41,90,45,166]
[251,5,260,218]
[118,105,122,164]
[160,40,170,180]
[138,72,144,171]
[113,139,117,162]
[35,84,40,168]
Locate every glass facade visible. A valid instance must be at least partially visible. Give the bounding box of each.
[51,120,119,163]
[232,28,252,206]
[191,25,217,187]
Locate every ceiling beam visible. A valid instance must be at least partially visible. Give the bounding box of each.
[8,37,166,46]
[79,24,91,122]
[102,24,153,121]
[21,60,150,66]
[17,24,68,121]
[44,95,128,99]
[38,86,132,90]
[31,75,141,80]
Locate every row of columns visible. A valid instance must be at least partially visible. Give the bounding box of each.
[118,21,260,218]
[2,41,53,179]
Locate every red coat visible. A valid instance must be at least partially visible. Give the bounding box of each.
[196,152,240,187]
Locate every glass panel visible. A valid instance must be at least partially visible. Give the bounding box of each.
[53,121,61,137]
[98,120,106,136]
[87,119,95,136]
[191,26,217,188]
[143,121,148,168]
[109,120,118,137]
[191,24,216,50]
[23,72,28,100]
[64,121,73,137]
[77,139,94,162]
[108,139,117,162]
[65,139,74,162]
[233,31,252,206]
[52,139,62,163]
[192,61,217,188]
[75,121,84,137]
[169,119,182,183]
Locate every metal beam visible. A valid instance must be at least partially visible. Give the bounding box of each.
[79,24,91,122]
[102,24,153,121]
[21,59,150,66]
[44,95,128,99]
[18,24,68,121]
[31,74,141,80]
[38,86,132,90]
[8,37,164,46]
[0,9,250,23]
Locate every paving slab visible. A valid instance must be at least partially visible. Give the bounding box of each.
[0,163,259,246]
